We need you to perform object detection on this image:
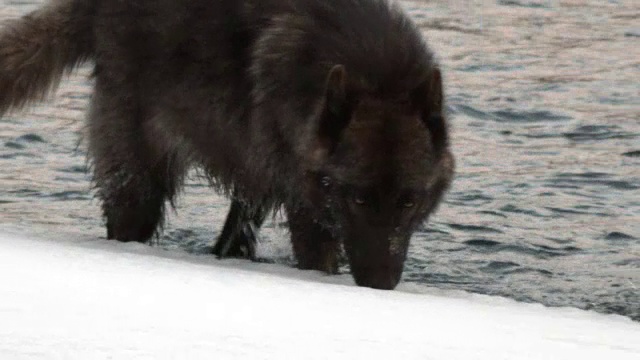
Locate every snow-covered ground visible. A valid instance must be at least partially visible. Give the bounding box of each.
[0,231,638,360]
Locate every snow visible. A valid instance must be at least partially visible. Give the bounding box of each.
[0,231,638,360]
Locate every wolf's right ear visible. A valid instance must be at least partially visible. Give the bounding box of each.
[412,67,443,116]
[318,65,351,153]
[413,68,448,156]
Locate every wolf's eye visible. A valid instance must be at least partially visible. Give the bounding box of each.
[354,195,367,205]
[398,194,416,209]
[403,201,415,208]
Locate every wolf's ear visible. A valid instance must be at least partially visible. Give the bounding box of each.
[413,68,448,155]
[318,65,350,153]
[412,67,443,115]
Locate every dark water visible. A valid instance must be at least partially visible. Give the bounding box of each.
[1,0,638,321]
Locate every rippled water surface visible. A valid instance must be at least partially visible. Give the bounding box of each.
[1,0,638,320]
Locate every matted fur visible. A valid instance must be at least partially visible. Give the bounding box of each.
[0,0,455,290]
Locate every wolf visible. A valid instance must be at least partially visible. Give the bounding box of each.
[0,0,455,290]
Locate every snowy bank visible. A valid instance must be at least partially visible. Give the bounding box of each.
[0,231,638,359]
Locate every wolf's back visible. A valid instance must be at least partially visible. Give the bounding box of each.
[0,0,95,117]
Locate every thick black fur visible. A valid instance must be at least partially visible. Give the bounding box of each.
[0,0,455,289]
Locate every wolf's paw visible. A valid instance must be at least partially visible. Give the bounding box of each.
[212,223,258,260]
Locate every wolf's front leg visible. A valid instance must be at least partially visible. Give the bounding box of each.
[287,207,340,274]
[212,198,267,260]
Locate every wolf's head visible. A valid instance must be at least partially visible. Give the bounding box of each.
[303,65,455,290]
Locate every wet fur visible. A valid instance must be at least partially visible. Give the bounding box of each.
[0,0,454,288]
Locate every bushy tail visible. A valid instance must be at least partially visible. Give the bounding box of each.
[0,0,94,117]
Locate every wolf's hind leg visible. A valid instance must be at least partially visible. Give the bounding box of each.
[212,198,267,260]
[88,80,183,243]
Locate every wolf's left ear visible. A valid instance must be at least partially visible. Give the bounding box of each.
[318,65,351,153]
[413,68,448,155]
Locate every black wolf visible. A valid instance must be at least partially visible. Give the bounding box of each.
[0,0,455,289]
